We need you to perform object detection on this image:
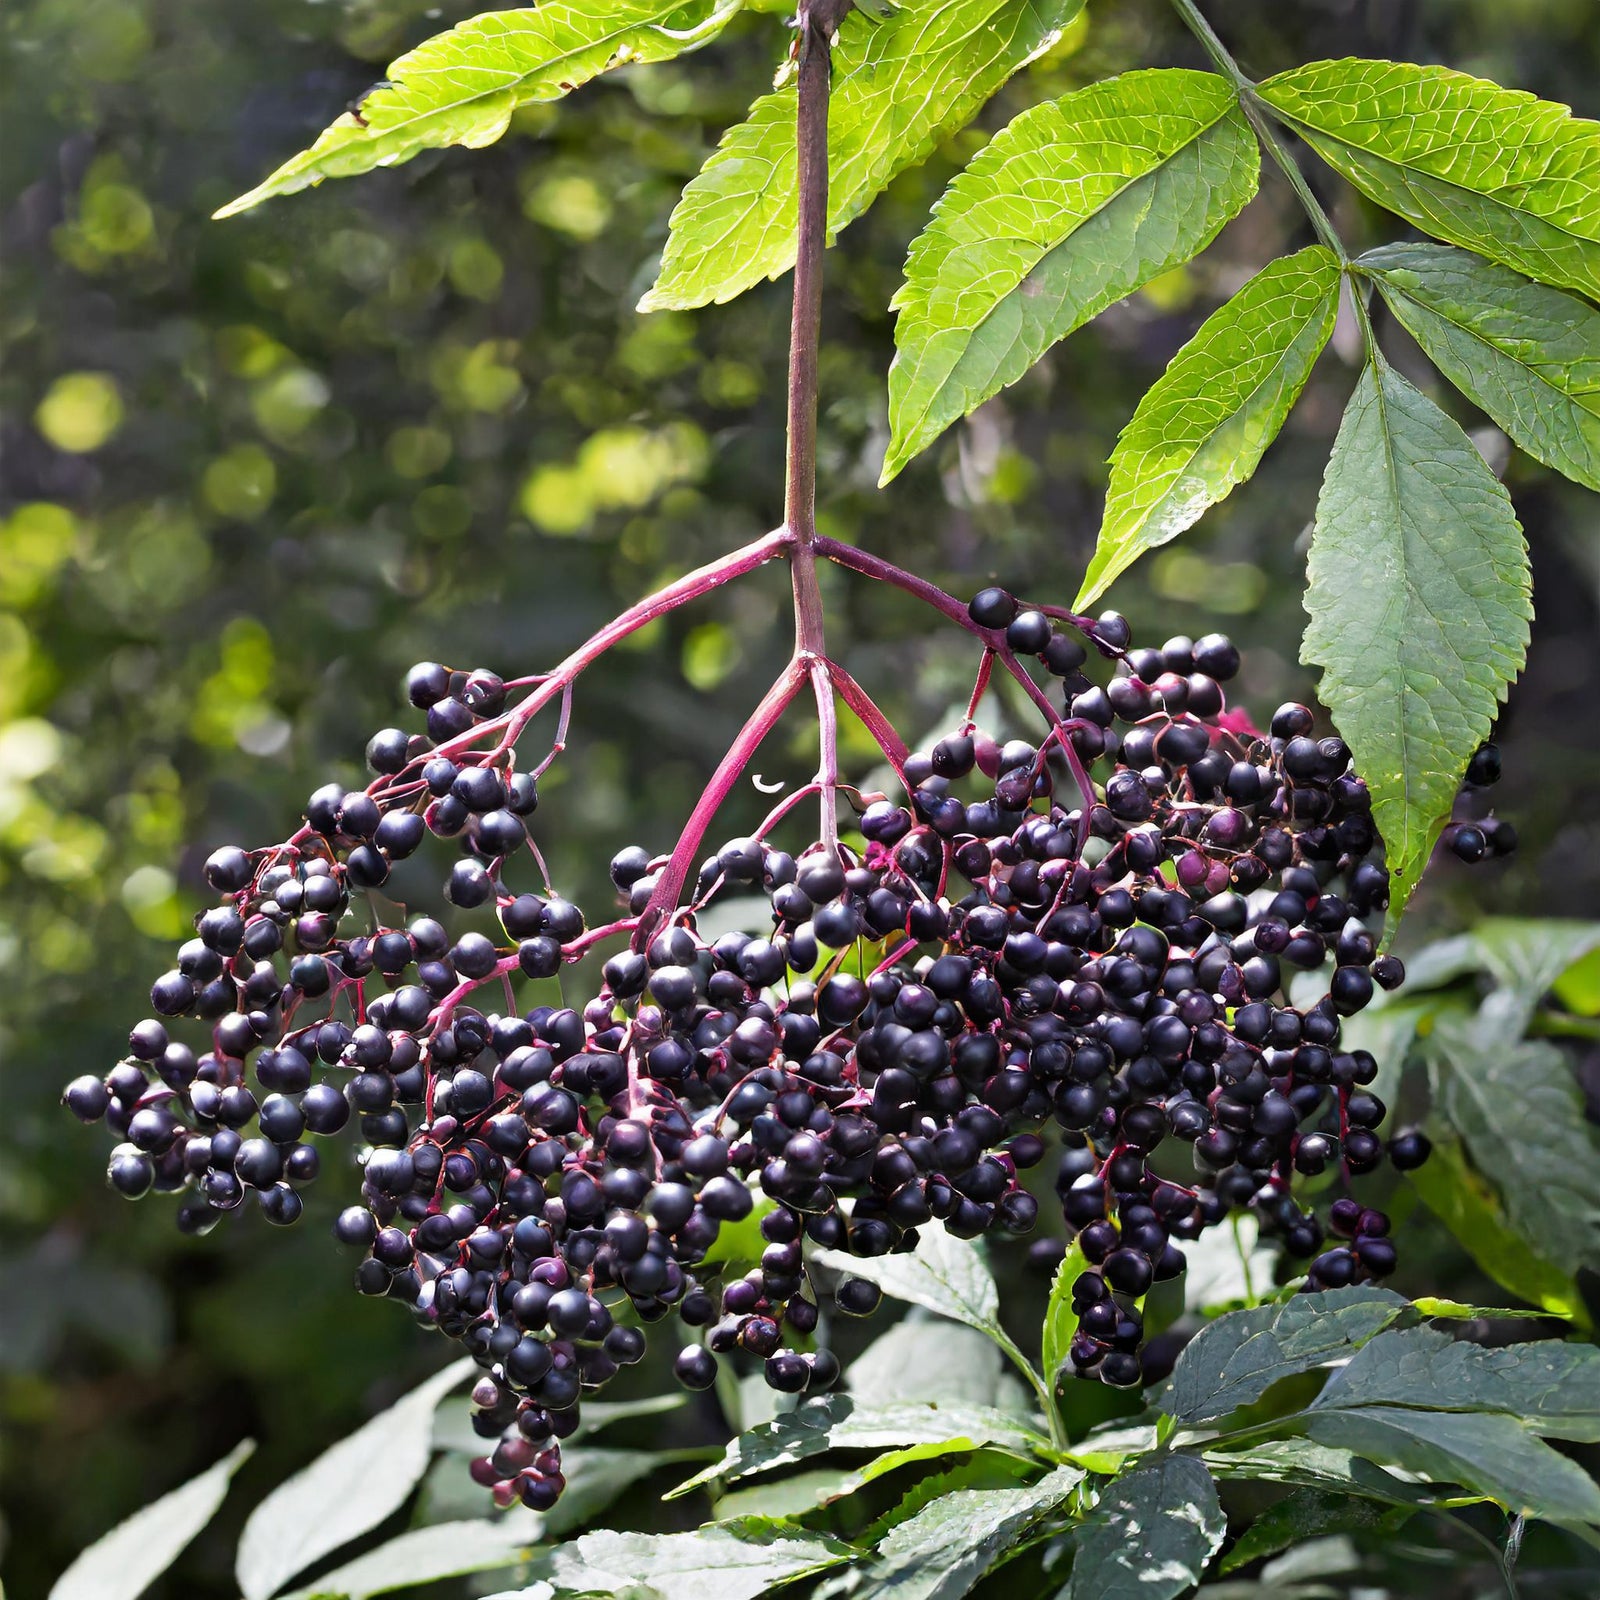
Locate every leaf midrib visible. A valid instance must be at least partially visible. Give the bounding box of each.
[901,99,1240,442]
[1370,272,1600,419]
[371,4,714,139]
[1112,276,1333,533]
[1363,358,1422,869]
[1267,105,1600,255]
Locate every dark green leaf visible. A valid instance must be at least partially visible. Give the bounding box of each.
[862,1465,1081,1600]
[642,0,1084,311]
[1302,357,1531,920]
[1076,246,1339,607]
[1360,244,1600,490]
[235,1359,471,1600]
[668,1393,1042,1499]
[1203,1437,1444,1506]
[1061,1455,1225,1600]
[1405,1136,1589,1323]
[1257,60,1600,299]
[883,68,1259,481]
[218,2,744,217]
[1432,1017,1600,1272]
[1315,1324,1600,1439]
[1220,1489,1410,1576]
[49,1441,254,1600]
[540,1524,854,1600]
[1163,1288,1407,1425]
[1303,1406,1600,1524]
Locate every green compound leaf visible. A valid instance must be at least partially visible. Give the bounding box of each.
[667,1392,1042,1500]
[1404,1135,1590,1325]
[1220,1489,1411,1576]
[642,0,1084,311]
[218,1,744,217]
[1432,1018,1600,1275]
[1360,243,1600,491]
[883,68,1259,482]
[540,1524,854,1600]
[1257,59,1600,300]
[1302,358,1531,922]
[1076,246,1339,609]
[1163,1287,1407,1426]
[236,1359,472,1600]
[1062,1455,1225,1600]
[1314,1325,1600,1441]
[1303,1406,1600,1525]
[864,1466,1082,1600]
[277,1517,541,1600]
[49,1441,254,1600]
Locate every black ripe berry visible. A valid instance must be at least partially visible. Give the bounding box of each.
[67,570,1511,1516]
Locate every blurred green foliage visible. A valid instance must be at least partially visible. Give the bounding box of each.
[1,0,1596,1593]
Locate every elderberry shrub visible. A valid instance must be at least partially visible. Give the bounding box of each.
[64,601,1506,1511]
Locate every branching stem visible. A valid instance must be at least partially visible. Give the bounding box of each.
[1169,0,1378,357]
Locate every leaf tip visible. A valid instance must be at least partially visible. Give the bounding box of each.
[212,191,263,220]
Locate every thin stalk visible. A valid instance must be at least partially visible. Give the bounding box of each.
[1168,0,1378,356]
[785,1,852,851]
[783,0,852,545]
[826,660,911,783]
[991,1328,1067,1451]
[637,663,808,932]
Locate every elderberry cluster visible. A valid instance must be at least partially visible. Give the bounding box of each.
[65,586,1510,1508]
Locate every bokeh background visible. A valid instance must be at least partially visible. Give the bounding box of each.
[3,0,1597,1593]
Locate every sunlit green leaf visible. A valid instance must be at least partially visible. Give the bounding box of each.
[219,1,744,217]
[1462,918,1600,1029]
[1360,244,1600,491]
[278,1517,540,1600]
[861,1465,1081,1600]
[642,0,1083,311]
[1041,1236,1088,1390]
[883,68,1259,481]
[49,1441,254,1600]
[1258,59,1600,299]
[1405,1136,1589,1324]
[1302,357,1531,922]
[813,1220,1001,1341]
[1062,1455,1224,1600]
[668,1392,1042,1499]
[847,1318,1035,1416]
[1202,1436,1445,1506]
[1076,246,1339,607]
[236,1360,471,1600]
[540,1523,853,1600]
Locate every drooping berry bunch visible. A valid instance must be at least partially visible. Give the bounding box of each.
[64,546,1510,1509]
